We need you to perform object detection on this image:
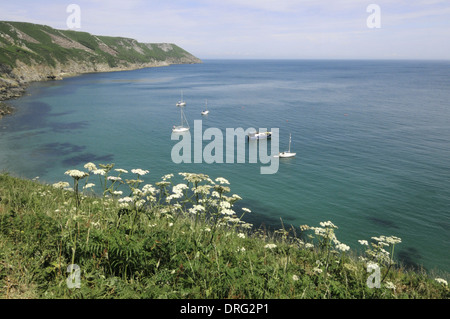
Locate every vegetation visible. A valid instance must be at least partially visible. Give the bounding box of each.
[0,21,199,69]
[0,163,448,299]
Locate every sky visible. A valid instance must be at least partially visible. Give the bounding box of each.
[1,0,450,60]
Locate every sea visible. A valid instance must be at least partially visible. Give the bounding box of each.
[1,59,449,275]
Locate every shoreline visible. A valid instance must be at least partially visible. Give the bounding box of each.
[0,101,15,118]
[0,60,200,119]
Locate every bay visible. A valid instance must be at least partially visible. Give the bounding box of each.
[1,59,449,274]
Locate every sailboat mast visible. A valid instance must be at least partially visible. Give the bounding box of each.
[288,134,291,153]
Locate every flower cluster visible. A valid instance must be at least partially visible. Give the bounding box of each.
[57,163,255,233]
[64,169,88,179]
[359,234,402,268]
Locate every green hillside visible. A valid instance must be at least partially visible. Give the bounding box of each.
[0,21,201,68]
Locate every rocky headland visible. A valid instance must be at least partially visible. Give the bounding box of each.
[0,21,202,117]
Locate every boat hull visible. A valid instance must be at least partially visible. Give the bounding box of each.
[172,126,189,133]
[248,132,272,140]
[279,152,296,158]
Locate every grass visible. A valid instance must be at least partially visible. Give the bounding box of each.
[0,21,199,69]
[0,163,448,299]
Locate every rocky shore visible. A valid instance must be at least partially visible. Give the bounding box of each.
[0,102,14,118]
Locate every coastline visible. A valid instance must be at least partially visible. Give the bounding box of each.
[0,59,200,119]
[0,21,202,118]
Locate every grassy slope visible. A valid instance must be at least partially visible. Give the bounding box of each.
[0,21,200,68]
[0,168,448,299]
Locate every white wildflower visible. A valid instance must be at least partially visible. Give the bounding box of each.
[241,222,253,229]
[53,181,70,189]
[220,201,231,209]
[292,275,299,281]
[232,194,242,201]
[92,169,106,176]
[173,183,188,193]
[385,281,396,290]
[336,243,350,252]
[237,233,246,239]
[358,240,368,246]
[320,221,338,229]
[435,278,448,286]
[194,185,212,195]
[221,208,235,216]
[242,207,251,213]
[142,184,156,195]
[264,243,277,249]
[64,169,88,179]
[135,199,145,208]
[83,183,95,189]
[115,168,128,174]
[211,191,220,198]
[385,236,402,245]
[131,169,149,176]
[189,205,205,214]
[107,176,121,181]
[313,267,323,274]
[118,197,133,203]
[161,174,173,180]
[84,162,97,171]
[215,177,230,185]
[227,217,240,223]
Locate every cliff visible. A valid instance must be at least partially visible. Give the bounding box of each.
[0,21,202,110]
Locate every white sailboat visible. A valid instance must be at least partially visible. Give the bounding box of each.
[173,93,189,133]
[201,99,209,115]
[278,133,296,158]
[248,131,272,140]
[176,90,186,107]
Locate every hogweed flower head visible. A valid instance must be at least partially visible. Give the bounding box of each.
[179,172,210,184]
[131,169,149,176]
[320,221,338,229]
[65,169,88,180]
[92,169,106,176]
[84,162,97,171]
[435,278,448,286]
[107,176,122,181]
[189,205,205,215]
[53,181,70,189]
[161,173,174,181]
[215,177,230,185]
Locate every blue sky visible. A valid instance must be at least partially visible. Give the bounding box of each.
[1,0,449,59]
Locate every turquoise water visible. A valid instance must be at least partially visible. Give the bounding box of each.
[1,60,449,274]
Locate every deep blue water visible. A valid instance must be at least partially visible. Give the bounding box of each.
[1,59,449,274]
